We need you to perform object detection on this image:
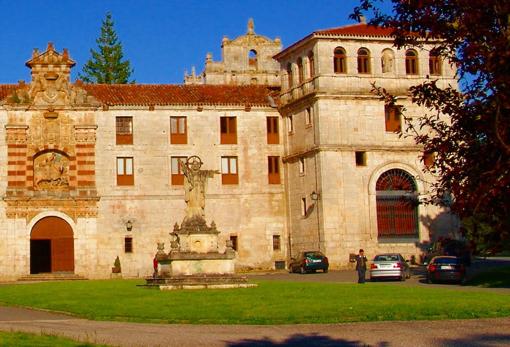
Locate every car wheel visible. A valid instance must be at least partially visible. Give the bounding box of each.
[300,266,306,274]
[427,277,433,284]
[400,275,406,281]
[323,268,328,273]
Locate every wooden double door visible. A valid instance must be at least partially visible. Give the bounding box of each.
[30,216,74,274]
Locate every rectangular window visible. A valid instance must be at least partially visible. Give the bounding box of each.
[288,115,294,134]
[355,151,367,166]
[305,108,312,126]
[170,116,187,144]
[221,156,238,184]
[116,117,133,145]
[117,157,134,186]
[301,197,307,216]
[385,105,402,132]
[299,157,305,175]
[124,237,133,253]
[266,116,279,144]
[268,156,281,184]
[273,235,281,251]
[220,116,237,144]
[230,235,238,251]
[171,156,187,185]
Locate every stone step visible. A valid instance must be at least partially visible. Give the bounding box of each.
[17,273,87,282]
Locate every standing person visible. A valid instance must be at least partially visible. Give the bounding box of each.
[356,249,367,283]
[152,256,159,278]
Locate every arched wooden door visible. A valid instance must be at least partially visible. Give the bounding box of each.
[30,217,74,274]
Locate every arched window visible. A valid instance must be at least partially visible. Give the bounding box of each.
[248,49,257,69]
[405,49,418,75]
[287,63,293,89]
[376,169,419,237]
[308,51,315,78]
[429,49,441,75]
[381,49,395,73]
[357,48,370,74]
[333,47,346,74]
[297,57,304,84]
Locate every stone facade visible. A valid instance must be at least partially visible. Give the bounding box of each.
[274,23,458,265]
[0,22,458,280]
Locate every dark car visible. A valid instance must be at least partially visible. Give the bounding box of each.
[369,253,411,281]
[426,256,466,284]
[289,251,329,274]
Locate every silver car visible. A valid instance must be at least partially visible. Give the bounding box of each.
[370,253,411,281]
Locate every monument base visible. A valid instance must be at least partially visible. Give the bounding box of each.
[144,273,257,290]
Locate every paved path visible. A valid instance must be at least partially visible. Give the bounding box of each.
[1,306,510,347]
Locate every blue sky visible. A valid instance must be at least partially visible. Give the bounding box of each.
[0,0,389,84]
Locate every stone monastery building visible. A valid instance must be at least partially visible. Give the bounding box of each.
[0,20,457,279]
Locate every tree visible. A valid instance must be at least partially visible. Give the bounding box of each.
[79,12,133,84]
[351,1,510,252]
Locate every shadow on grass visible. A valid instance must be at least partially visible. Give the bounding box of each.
[441,333,510,347]
[227,333,389,347]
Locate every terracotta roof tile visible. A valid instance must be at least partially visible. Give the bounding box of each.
[81,84,279,107]
[0,84,279,107]
[314,23,394,37]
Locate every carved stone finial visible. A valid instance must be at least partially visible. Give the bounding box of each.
[32,48,39,59]
[247,18,255,34]
[359,15,366,24]
[47,42,55,51]
[206,53,212,62]
[173,222,180,232]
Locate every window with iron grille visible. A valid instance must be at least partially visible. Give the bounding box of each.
[116,117,133,145]
[429,50,441,75]
[376,169,418,238]
[273,235,281,251]
[124,237,133,253]
[308,51,315,78]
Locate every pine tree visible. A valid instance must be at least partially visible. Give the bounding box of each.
[79,12,133,84]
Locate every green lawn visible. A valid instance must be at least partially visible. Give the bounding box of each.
[0,280,508,324]
[0,331,107,347]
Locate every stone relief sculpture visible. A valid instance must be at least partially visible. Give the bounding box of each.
[34,152,69,190]
[180,156,219,220]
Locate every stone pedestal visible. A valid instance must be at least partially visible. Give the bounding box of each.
[145,216,255,289]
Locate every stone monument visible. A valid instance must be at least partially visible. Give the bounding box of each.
[145,156,255,289]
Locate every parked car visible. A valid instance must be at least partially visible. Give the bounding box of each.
[369,253,411,281]
[426,256,466,284]
[289,251,329,274]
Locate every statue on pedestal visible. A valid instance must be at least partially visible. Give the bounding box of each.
[180,156,219,221]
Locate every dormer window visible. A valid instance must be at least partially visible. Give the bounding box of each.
[334,47,346,74]
[405,49,418,75]
[357,48,370,74]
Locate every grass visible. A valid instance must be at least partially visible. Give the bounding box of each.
[0,331,107,347]
[466,266,510,288]
[0,280,509,324]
